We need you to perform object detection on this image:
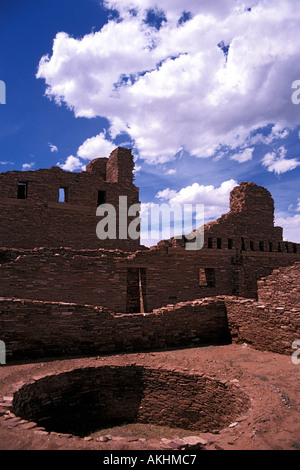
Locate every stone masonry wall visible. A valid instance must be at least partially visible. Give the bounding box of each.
[1,245,300,314]
[0,248,129,312]
[121,247,300,311]
[257,261,300,306]
[0,297,229,360]
[1,288,298,360]
[0,148,140,251]
[11,365,249,436]
[224,296,300,355]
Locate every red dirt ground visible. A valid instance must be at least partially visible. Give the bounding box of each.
[0,343,299,451]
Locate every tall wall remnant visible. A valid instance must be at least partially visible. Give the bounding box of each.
[0,147,140,251]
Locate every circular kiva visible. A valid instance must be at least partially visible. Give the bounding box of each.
[11,365,250,438]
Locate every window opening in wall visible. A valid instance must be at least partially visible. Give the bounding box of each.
[59,187,69,203]
[250,240,255,251]
[269,242,273,252]
[126,268,147,313]
[207,237,213,249]
[17,182,28,199]
[278,242,282,252]
[259,241,264,251]
[217,238,222,249]
[199,268,216,288]
[285,242,289,253]
[241,238,246,251]
[228,238,233,250]
[97,190,106,206]
[293,244,298,254]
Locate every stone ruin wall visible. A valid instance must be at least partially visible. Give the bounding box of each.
[0,247,129,312]
[1,260,299,360]
[0,297,228,360]
[1,242,299,314]
[0,147,140,251]
[0,151,300,361]
[11,365,249,436]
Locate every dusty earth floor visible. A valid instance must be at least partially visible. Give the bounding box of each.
[0,343,299,451]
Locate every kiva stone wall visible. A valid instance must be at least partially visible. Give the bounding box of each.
[11,365,250,436]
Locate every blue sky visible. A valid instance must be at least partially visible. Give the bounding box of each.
[1,0,300,244]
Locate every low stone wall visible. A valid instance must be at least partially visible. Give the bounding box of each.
[11,365,250,436]
[0,297,229,360]
[224,296,300,355]
[1,288,298,361]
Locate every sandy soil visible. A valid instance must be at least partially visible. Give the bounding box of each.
[0,343,299,451]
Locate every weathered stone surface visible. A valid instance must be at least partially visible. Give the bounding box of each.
[0,147,140,251]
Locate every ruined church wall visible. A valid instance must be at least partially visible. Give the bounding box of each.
[121,247,300,311]
[0,148,140,251]
[1,246,300,314]
[0,248,128,312]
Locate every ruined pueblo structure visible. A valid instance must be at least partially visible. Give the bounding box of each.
[0,146,300,359]
[0,147,300,451]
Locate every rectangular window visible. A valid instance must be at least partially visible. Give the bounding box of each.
[228,238,233,250]
[269,242,273,252]
[241,237,246,251]
[17,182,28,199]
[250,240,255,251]
[97,190,106,206]
[293,244,298,254]
[207,237,213,249]
[217,238,222,249]
[199,268,216,288]
[259,241,264,251]
[59,187,68,203]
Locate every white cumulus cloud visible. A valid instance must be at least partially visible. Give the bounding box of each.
[37,0,300,168]
[22,162,35,171]
[77,132,116,160]
[156,179,237,220]
[262,146,300,175]
[57,155,86,172]
[275,213,300,243]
